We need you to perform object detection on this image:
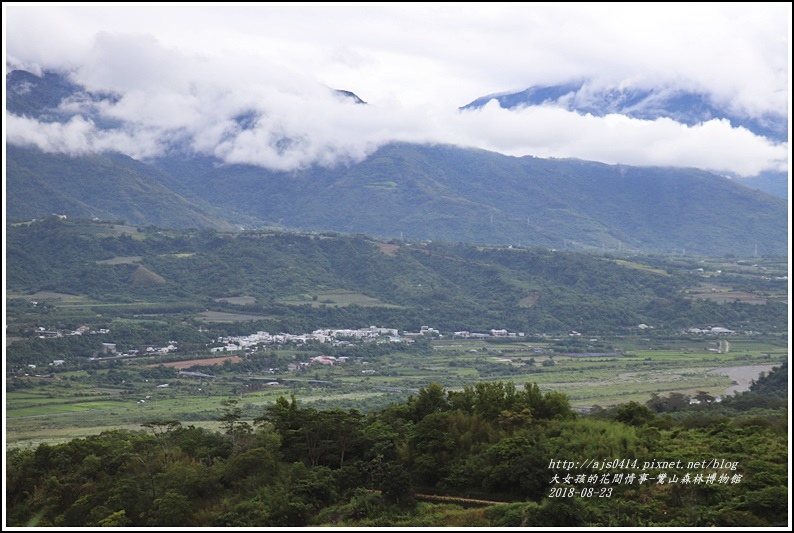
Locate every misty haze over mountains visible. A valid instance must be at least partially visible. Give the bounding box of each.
[461,80,788,143]
[5,69,789,257]
[460,79,788,199]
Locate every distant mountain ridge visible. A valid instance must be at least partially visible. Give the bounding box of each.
[461,79,788,143]
[5,144,236,230]
[6,69,122,128]
[5,69,789,256]
[159,143,788,255]
[461,80,789,199]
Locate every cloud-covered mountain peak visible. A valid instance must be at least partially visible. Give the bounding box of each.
[461,80,788,143]
[5,68,378,170]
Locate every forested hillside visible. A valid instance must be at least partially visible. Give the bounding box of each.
[5,145,235,230]
[6,68,788,255]
[6,13,789,530]
[152,142,789,255]
[6,217,788,350]
[6,220,788,528]
[6,366,788,527]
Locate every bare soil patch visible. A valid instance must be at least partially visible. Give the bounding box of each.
[150,356,243,369]
[376,242,400,255]
[517,291,540,307]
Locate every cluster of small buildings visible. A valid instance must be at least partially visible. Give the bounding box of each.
[285,356,370,373]
[686,326,736,335]
[89,341,178,360]
[144,343,179,355]
[209,326,405,353]
[35,325,110,339]
[209,325,531,354]
[404,326,441,337]
[309,354,349,366]
[453,329,525,339]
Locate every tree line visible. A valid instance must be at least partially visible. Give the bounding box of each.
[6,368,788,527]
[7,218,788,340]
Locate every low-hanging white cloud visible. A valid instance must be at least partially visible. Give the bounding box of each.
[6,113,170,160]
[4,3,790,178]
[452,103,788,177]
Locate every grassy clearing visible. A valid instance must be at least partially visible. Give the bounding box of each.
[607,259,670,276]
[277,289,403,308]
[215,296,257,305]
[96,256,142,264]
[195,311,272,322]
[158,252,196,258]
[6,291,86,301]
[689,291,768,304]
[8,400,131,417]
[375,242,400,255]
[517,292,541,307]
[109,224,140,235]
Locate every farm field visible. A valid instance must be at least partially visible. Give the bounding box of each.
[276,289,403,308]
[195,310,273,322]
[6,335,783,449]
[5,229,788,465]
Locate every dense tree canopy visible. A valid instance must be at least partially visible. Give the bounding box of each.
[6,371,788,527]
[6,219,787,339]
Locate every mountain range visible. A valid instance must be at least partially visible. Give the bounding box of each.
[5,69,789,256]
[461,79,789,199]
[461,80,788,143]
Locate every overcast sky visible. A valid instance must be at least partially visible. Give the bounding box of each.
[3,2,791,176]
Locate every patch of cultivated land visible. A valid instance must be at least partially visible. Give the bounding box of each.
[277,290,401,308]
[691,291,768,304]
[150,356,244,368]
[195,311,271,322]
[6,290,84,300]
[375,242,400,255]
[215,296,257,305]
[96,256,142,264]
[5,336,785,449]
